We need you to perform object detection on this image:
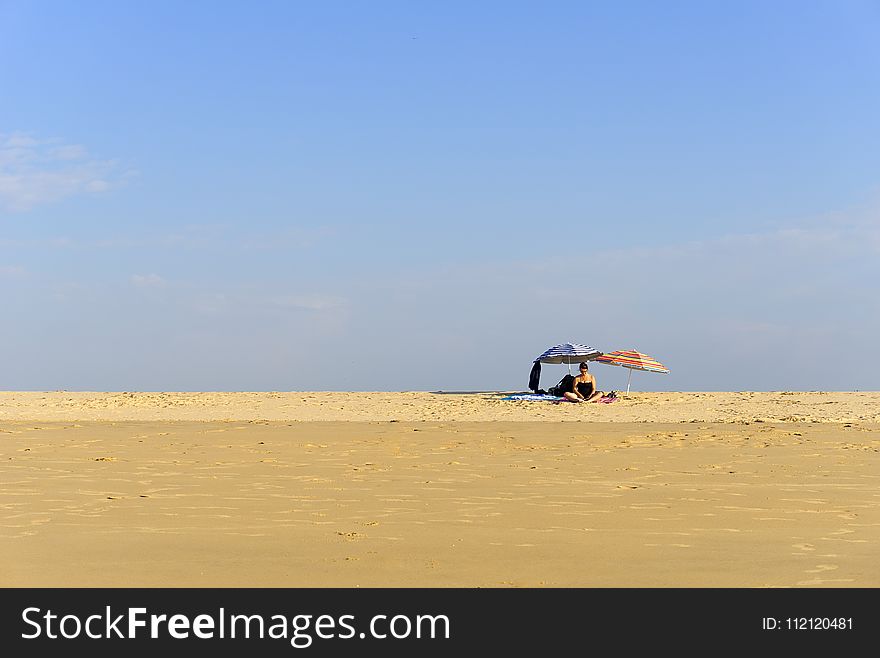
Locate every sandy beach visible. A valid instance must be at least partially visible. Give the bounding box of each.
[3,391,879,587]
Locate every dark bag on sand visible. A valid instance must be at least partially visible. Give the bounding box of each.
[548,374,575,397]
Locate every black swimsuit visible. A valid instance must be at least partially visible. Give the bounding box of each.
[576,381,594,398]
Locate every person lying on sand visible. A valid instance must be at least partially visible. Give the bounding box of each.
[562,362,604,403]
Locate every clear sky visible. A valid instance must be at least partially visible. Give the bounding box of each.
[1,0,878,392]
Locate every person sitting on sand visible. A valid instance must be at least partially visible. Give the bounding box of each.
[563,362,604,403]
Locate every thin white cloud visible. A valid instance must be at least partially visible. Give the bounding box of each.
[0,132,130,211]
[49,144,88,161]
[194,293,229,314]
[131,273,167,288]
[241,226,338,250]
[0,265,26,277]
[0,225,339,252]
[190,290,348,316]
[269,294,346,311]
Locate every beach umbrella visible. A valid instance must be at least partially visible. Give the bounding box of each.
[595,349,669,394]
[529,342,602,392]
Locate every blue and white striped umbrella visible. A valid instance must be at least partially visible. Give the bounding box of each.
[534,342,602,365]
[529,342,602,392]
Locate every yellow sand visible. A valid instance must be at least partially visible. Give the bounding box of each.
[2,391,878,587]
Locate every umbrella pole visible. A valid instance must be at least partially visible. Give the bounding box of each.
[626,368,633,394]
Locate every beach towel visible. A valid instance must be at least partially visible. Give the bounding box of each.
[501,394,567,402]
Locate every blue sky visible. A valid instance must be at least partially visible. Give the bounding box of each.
[1,0,878,391]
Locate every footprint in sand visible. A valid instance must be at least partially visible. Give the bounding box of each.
[337,531,366,541]
[805,564,838,574]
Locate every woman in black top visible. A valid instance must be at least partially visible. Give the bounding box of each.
[563,362,603,403]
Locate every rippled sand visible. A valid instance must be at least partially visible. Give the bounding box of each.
[2,391,878,587]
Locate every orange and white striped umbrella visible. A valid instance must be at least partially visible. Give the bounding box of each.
[595,349,669,393]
